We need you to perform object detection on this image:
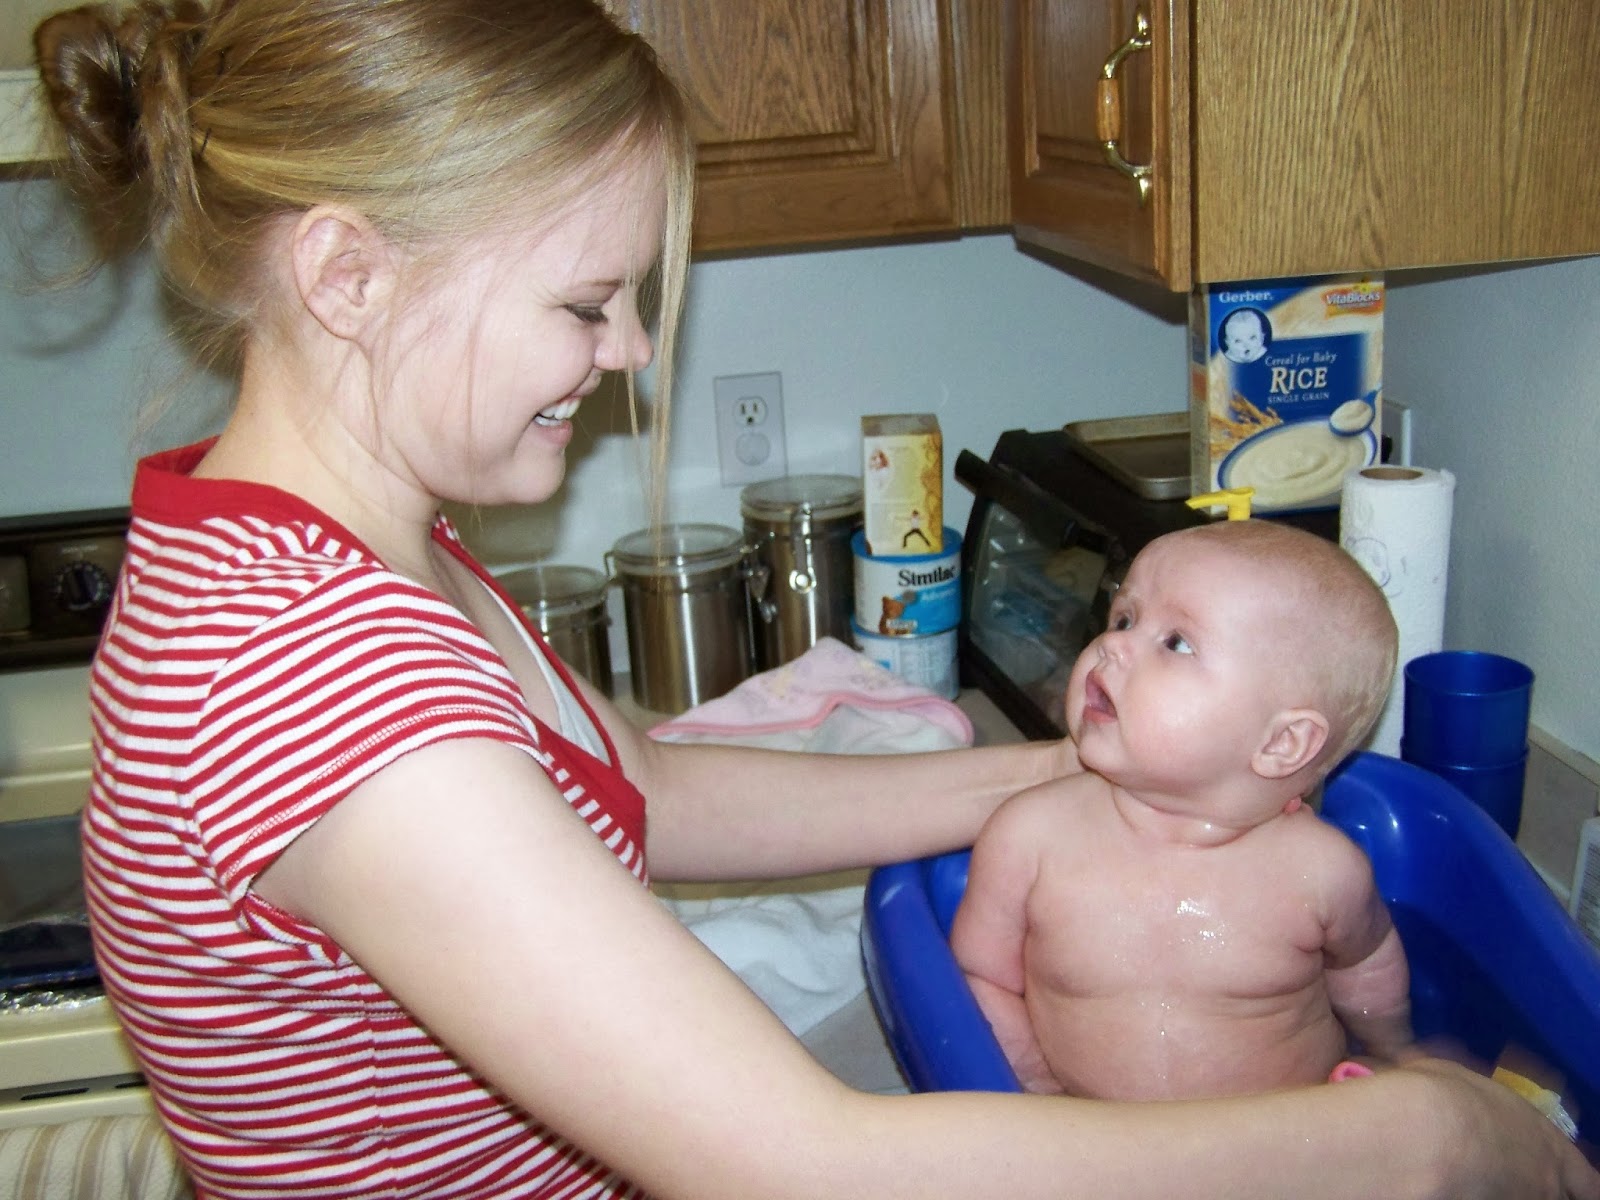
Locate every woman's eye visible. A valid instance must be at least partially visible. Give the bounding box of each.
[566,305,607,326]
[1163,632,1193,655]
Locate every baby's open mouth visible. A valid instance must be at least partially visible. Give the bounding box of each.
[1083,670,1117,721]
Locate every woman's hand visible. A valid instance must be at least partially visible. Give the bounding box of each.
[1399,1054,1598,1199]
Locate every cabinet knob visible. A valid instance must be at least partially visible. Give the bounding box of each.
[1096,9,1153,206]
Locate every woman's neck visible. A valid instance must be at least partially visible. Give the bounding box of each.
[198,349,443,582]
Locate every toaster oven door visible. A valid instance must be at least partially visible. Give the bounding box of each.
[957,453,1121,741]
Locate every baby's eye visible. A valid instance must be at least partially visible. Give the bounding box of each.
[1163,632,1193,655]
[566,304,607,326]
[1110,611,1133,632]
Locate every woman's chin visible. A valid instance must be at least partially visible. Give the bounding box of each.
[457,466,566,509]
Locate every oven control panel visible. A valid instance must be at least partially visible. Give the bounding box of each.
[0,509,129,672]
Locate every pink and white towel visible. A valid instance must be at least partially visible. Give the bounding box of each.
[650,637,973,1038]
[649,636,971,754]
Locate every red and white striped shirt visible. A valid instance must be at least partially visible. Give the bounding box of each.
[85,443,647,1199]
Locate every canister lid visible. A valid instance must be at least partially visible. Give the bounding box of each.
[740,474,864,524]
[609,523,745,575]
[498,564,609,619]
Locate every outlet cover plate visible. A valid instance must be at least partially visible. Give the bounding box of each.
[714,372,787,486]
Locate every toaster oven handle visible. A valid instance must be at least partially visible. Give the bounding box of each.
[954,450,1110,555]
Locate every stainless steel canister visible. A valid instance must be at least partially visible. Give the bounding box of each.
[607,524,753,714]
[740,474,863,671]
[499,564,613,696]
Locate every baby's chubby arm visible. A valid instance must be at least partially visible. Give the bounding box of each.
[1317,827,1414,1061]
[950,783,1067,1093]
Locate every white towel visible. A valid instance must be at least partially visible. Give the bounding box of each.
[663,883,868,1037]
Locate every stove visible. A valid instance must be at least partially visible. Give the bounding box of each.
[0,509,152,1130]
[0,508,128,672]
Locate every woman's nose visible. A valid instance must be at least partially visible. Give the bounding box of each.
[597,307,654,373]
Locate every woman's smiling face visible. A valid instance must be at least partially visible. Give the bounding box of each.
[371,150,665,509]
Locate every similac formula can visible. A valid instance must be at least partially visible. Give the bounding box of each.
[851,620,959,700]
[851,527,961,637]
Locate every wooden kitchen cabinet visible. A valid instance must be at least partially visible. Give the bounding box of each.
[0,0,62,164]
[1009,0,1600,290]
[606,0,975,255]
[6,0,1002,251]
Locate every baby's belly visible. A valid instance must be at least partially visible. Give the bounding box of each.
[1028,990,1348,1101]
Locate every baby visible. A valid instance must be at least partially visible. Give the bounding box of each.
[951,520,1411,1100]
[1221,307,1268,363]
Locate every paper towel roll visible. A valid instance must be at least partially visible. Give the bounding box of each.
[1340,465,1456,756]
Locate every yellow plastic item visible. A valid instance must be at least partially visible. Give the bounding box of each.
[1185,487,1255,521]
[1493,1066,1579,1140]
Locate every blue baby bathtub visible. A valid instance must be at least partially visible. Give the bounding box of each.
[862,752,1600,1147]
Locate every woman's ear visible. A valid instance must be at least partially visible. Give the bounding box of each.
[289,206,393,341]
[1252,708,1330,780]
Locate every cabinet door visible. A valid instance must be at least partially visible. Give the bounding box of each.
[613,0,955,254]
[1012,0,1600,290]
[1006,0,1191,289]
[1190,0,1600,282]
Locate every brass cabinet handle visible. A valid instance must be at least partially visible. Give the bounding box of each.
[1095,10,1153,205]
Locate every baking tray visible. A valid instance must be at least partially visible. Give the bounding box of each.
[1062,412,1190,500]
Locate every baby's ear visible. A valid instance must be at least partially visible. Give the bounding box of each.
[1253,709,1330,780]
[290,205,394,340]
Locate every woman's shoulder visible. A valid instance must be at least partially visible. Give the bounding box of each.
[126,507,445,632]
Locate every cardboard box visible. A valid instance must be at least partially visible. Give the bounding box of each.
[862,414,942,556]
[1188,274,1384,513]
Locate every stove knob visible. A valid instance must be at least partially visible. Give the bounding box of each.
[54,560,114,613]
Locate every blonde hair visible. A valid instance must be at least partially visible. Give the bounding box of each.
[33,0,695,502]
[1163,520,1398,772]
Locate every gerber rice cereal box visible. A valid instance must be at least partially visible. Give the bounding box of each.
[1188,274,1384,513]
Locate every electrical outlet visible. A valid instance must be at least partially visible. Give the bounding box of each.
[714,372,787,486]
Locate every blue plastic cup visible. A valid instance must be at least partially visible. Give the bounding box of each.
[1402,650,1533,767]
[1403,751,1529,840]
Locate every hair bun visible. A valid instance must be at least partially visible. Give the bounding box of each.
[34,1,210,256]
[34,4,160,191]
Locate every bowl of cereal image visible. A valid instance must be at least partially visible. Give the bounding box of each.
[1218,418,1378,511]
[1329,391,1379,437]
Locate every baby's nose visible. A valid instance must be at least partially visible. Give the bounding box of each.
[1095,631,1126,664]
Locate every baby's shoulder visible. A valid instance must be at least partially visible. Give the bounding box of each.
[1269,808,1376,884]
[985,771,1110,840]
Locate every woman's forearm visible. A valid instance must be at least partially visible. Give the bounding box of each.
[641,735,1077,882]
[791,1063,1561,1200]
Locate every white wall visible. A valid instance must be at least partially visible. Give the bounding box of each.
[1385,257,1600,760]
[4,176,1596,762]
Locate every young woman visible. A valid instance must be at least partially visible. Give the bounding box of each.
[34,2,1598,1198]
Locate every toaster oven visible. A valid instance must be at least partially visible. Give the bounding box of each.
[954,422,1337,741]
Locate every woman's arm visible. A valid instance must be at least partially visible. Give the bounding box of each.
[573,673,1080,882]
[256,739,1599,1200]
